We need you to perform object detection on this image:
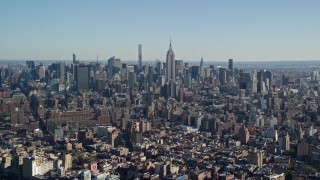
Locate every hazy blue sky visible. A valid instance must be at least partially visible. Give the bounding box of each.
[0,0,320,61]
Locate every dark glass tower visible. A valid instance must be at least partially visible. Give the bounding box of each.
[75,64,90,91]
[73,54,77,63]
[228,59,233,71]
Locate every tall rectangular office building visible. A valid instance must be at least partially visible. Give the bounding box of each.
[138,44,142,71]
[59,61,65,82]
[75,64,90,91]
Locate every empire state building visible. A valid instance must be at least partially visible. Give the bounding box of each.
[166,41,175,82]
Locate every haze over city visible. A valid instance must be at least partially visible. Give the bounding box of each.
[1,0,320,61]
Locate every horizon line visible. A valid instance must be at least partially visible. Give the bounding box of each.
[0,59,320,62]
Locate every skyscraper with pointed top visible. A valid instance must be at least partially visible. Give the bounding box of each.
[200,56,204,77]
[166,40,175,82]
[96,53,99,63]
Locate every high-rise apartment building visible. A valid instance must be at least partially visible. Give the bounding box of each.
[185,74,192,89]
[12,153,27,177]
[311,71,320,81]
[251,70,258,93]
[59,61,65,82]
[64,154,72,171]
[297,139,308,158]
[239,71,251,89]
[10,107,24,124]
[257,70,273,93]
[166,41,175,82]
[175,60,184,76]
[238,124,250,144]
[107,129,122,148]
[114,58,122,74]
[23,157,54,179]
[279,132,290,151]
[191,66,200,81]
[127,66,136,89]
[219,68,227,86]
[38,63,45,79]
[107,56,115,77]
[107,56,122,77]
[155,60,162,75]
[248,149,263,167]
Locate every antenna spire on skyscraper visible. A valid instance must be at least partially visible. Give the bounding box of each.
[166,37,175,83]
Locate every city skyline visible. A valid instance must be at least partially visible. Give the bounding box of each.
[2,1,320,179]
[1,2,320,176]
[1,1,320,61]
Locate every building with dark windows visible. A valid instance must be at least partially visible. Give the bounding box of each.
[26,61,35,69]
[59,61,65,82]
[75,64,90,91]
[228,59,233,72]
[219,68,227,86]
[257,69,273,93]
[73,53,77,63]
[239,71,251,89]
[191,66,200,81]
